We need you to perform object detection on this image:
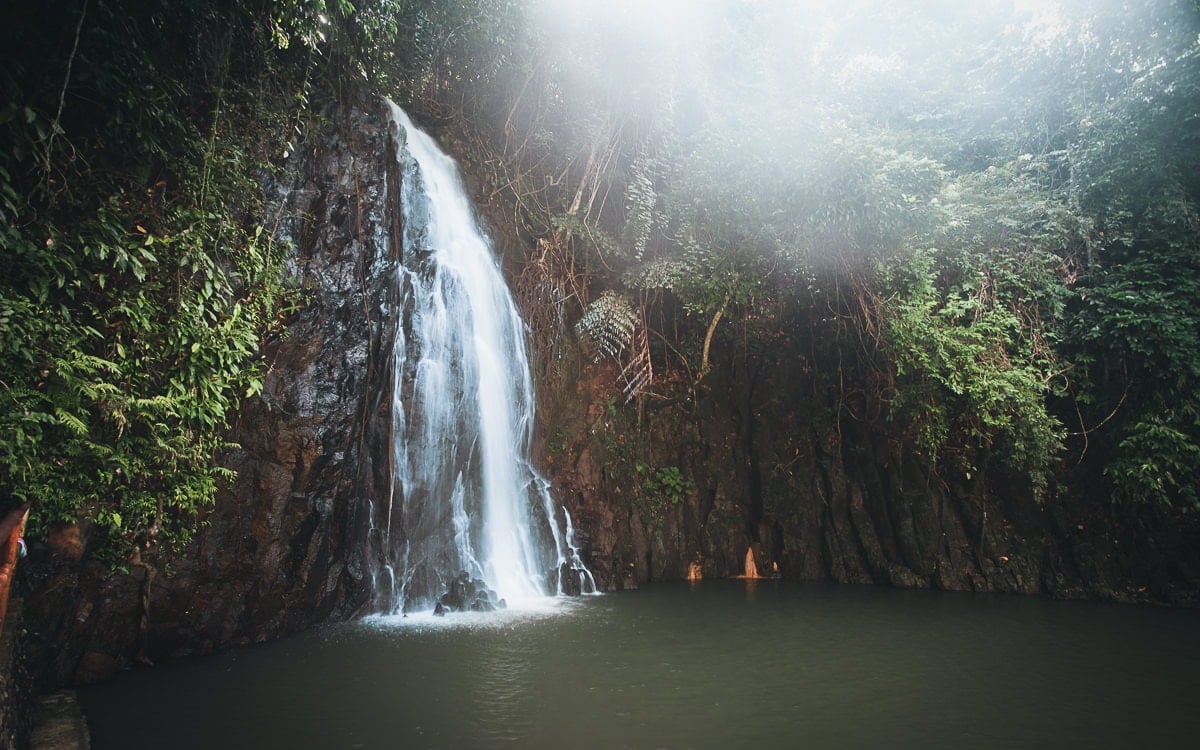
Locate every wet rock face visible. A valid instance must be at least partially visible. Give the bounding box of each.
[434,572,505,615]
[558,561,583,597]
[20,91,404,686]
[525,298,1200,607]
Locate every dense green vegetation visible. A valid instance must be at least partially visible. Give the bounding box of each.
[0,0,320,558]
[419,0,1200,519]
[2,0,1197,565]
[0,0,460,561]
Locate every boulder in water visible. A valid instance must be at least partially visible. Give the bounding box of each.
[556,547,594,596]
[559,560,583,596]
[435,571,500,614]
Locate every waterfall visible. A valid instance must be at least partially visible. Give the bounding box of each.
[370,100,584,614]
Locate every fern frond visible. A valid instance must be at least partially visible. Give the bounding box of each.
[56,353,120,376]
[55,407,90,436]
[575,291,639,362]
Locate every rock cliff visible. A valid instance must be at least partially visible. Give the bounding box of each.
[20,92,401,686]
[522,288,1200,607]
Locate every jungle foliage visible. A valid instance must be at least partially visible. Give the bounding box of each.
[2,0,1198,565]
[389,0,1200,513]
[0,0,359,559]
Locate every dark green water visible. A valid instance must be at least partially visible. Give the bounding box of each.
[79,581,1200,749]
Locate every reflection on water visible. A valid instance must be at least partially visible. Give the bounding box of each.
[79,581,1200,749]
[472,629,536,744]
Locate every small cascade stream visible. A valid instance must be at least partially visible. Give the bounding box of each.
[368,100,592,614]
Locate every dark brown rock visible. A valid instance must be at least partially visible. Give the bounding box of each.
[19,89,406,687]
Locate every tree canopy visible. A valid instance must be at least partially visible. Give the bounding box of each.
[2,0,1197,565]
[414,0,1200,512]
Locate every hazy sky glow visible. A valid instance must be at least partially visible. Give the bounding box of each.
[531,0,1075,125]
[505,0,1189,274]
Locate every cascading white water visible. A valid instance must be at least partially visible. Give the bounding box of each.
[374,100,588,613]
[563,506,597,595]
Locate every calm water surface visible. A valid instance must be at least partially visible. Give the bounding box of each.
[79,581,1200,749]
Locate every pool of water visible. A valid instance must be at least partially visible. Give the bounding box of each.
[78,581,1200,749]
